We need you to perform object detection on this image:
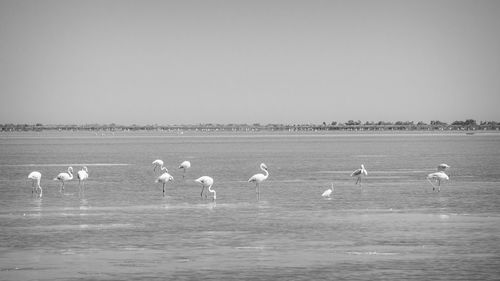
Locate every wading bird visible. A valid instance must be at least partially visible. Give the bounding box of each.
[248,163,269,200]
[322,183,334,198]
[77,166,89,194]
[27,171,42,197]
[54,166,73,192]
[351,164,368,186]
[155,167,174,196]
[179,161,191,179]
[152,159,164,173]
[195,176,215,200]
[426,171,449,192]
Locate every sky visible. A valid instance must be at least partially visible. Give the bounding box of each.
[1,0,499,125]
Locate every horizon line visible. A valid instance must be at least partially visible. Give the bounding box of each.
[1,118,497,127]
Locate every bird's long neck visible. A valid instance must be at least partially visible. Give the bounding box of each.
[67,169,73,179]
[261,167,269,179]
[208,185,216,199]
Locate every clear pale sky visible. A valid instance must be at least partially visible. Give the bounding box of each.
[1,0,499,125]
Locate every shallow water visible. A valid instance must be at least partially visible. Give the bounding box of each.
[1,132,499,280]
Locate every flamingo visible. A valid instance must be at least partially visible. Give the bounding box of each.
[27,171,42,197]
[248,163,269,200]
[54,166,73,192]
[195,176,215,200]
[152,159,164,173]
[155,167,174,196]
[351,164,368,186]
[322,183,334,198]
[179,161,191,179]
[77,166,89,194]
[426,171,449,192]
[437,163,450,171]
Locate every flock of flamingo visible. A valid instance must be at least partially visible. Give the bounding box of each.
[27,166,88,198]
[26,161,450,200]
[152,159,269,200]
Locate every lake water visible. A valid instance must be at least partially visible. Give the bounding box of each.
[1,131,499,280]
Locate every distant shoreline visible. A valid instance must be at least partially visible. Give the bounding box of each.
[1,122,499,133]
[1,128,499,139]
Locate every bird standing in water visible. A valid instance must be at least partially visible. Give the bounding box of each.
[152,159,164,173]
[179,161,191,179]
[248,163,269,200]
[54,166,73,192]
[155,167,174,196]
[426,171,449,192]
[77,166,89,195]
[195,176,215,200]
[28,171,42,197]
[351,164,368,186]
[322,183,334,199]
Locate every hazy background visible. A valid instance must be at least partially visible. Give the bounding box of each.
[1,0,499,125]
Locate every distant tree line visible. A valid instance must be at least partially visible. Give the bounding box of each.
[1,119,499,132]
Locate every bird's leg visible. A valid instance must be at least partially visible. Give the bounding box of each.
[200,187,204,198]
[427,178,437,190]
[163,183,165,196]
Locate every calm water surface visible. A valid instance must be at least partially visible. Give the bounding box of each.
[1,132,499,280]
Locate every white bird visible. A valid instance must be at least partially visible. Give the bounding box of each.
[195,176,215,200]
[77,166,89,195]
[54,166,73,192]
[152,159,164,173]
[27,171,42,197]
[155,167,174,196]
[248,163,269,200]
[322,183,334,198]
[437,163,450,171]
[351,164,368,186]
[426,171,449,192]
[179,161,191,179]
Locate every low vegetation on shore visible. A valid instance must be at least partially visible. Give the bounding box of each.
[1,119,499,132]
